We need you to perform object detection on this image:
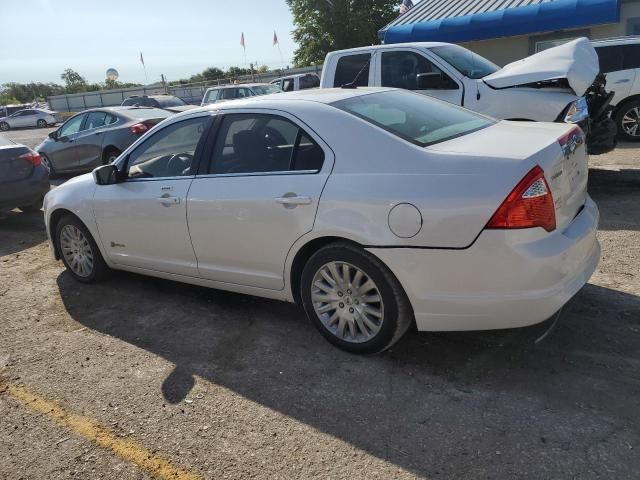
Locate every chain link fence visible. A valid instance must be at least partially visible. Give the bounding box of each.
[47,65,323,113]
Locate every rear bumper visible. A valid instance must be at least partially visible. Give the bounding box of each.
[0,165,50,209]
[368,196,600,331]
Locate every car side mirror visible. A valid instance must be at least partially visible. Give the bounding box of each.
[416,72,459,90]
[93,164,119,185]
[48,131,58,140]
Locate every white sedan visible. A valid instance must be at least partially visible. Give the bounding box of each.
[0,108,57,131]
[43,88,600,354]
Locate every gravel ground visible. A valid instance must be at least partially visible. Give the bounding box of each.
[1,127,639,479]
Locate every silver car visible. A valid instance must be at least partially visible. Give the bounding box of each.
[0,109,57,131]
[200,83,282,106]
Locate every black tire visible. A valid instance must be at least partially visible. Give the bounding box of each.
[40,154,57,179]
[0,122,9,132]
[615,99,640,142]
[55,214,110,283]
[102,148,121,165]
[36,119,47,128]
[19,198,44,212]
[300,241,414,354]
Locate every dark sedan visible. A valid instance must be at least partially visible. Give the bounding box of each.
[0,134,49,212]
[36,107,172,176]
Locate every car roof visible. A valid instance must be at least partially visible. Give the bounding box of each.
[125,94,178,98]
[326,42,451,56]
[592,36,640,46]
[273,73,319,80]
[205,83,275,91]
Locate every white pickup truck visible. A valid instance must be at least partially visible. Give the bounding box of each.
[321,38,616,153]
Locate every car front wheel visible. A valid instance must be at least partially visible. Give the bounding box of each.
[55,215,110,283]
[301,242,413,354]
[0,122,9,131]
[616,99,640,141]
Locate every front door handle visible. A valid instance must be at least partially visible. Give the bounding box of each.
[614,79,630,84]
[156,195,181,205]
[275,194,312,207]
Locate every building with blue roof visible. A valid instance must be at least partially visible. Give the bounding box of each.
[379,0,640,65]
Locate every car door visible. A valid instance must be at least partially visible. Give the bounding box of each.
[377,48,463,105]
[187,110,333,290]
[595,44,639,106]
[47,113,87,172]
[9,110,31,128]
[92,114,213,277]
[73,111,108,171]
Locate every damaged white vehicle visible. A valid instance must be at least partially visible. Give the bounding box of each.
[321,38,616,153]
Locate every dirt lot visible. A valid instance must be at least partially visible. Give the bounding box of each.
[1,127,639,479]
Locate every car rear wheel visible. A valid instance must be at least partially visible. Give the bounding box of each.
[300,242,413,354]
[41,154,56,179]
[37,119,47,128]
[615,99,640,142]
[0,122,9,131]
[103,148,121,164]
[55,215,110,283]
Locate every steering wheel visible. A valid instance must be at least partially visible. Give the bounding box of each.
[167,153,193,176]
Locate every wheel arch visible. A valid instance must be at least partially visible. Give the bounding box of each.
[289,236,363,304]
[101,145,122,163]
[612,94,640,115]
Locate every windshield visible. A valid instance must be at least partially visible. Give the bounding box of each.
[125,108,172,120]
[155,97,187,107]
[429,45,499,79]
[252,85,282,95]
[331,90,494,147]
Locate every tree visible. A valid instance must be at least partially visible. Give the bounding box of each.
[257,65,270,74]
[287,0,398,67]
[60,68,88,93]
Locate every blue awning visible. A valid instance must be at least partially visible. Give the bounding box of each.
[381,0,620,44]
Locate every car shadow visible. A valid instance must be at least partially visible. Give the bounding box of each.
[0,209,47,256]
[589,167,640,231]
[56,269,640,477]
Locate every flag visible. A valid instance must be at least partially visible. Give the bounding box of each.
[399,0,413,14]
[273,31,279,46]
[240,33,245,49]
[139,52,145,67]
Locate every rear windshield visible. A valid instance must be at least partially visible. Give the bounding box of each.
[332,90,494,147]
[155,97,187,107]
[251,85,282,95]
[125,108,172,120]
[429,45,499,79]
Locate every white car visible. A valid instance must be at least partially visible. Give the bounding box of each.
[0,108,57,131]
[270,73,320,92]
[43,88,600,354]
[200,83,281,106]
[321,38,616,154]
[592,37,640,141]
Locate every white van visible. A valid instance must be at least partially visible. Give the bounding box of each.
[321,38,616,153]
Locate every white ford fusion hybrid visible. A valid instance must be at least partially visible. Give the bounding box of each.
[43,88,600,354]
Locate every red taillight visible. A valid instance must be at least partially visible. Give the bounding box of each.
[486,166,556,232]
[130,122,149,134]
[18,150,42,167]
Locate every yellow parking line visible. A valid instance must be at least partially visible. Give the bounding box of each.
[1,381,201,480]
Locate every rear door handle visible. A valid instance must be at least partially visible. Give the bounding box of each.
[275,194,312,207]
[156,195,181,205]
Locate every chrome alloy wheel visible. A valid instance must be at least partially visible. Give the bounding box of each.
[60,224,94,277]
[621,106,640,137]
[41,156,51,175]
[311,261,384,343]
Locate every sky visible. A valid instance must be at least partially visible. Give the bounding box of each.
[0,0,298,85]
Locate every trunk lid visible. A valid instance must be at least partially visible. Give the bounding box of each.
[0,140,33,184]
[483,38,599,96]
[429,121,588,232]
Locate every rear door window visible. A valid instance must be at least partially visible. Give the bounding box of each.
[208,113,324,174]
[85,111,107,130]
[381,51,457,90]
[334,53,371,87]
[220,89,238,100]
[300,75,320,89]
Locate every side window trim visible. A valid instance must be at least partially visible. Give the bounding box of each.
[199,109,329,178]
[122,114,216,182]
